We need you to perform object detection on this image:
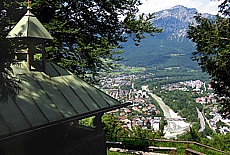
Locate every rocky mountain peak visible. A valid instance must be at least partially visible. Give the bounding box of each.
[152,5,212,41]
[154,5,197,22]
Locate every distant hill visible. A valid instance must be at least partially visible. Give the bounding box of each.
[121,5,213,70]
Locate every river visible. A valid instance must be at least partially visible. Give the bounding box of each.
[149,93,190,139]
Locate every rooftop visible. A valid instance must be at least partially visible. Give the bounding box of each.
[0,61,129,140]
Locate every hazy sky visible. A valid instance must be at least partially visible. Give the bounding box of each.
[139,0,224,15]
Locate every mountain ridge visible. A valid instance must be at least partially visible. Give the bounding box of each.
[121,5,213,69]
[152,5,213,41]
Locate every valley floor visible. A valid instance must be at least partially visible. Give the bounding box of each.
[150,93,190,139]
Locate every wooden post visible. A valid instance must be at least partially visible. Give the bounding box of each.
[93,113,105,133]
[186,142,189,149]
[27,49,31,70]
[41,42,46,71]
[27,42,35,70]
[149,139,152,146]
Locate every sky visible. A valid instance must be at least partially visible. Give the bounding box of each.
[138,0,224,15]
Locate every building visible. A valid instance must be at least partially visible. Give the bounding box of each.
[0,2,130,155]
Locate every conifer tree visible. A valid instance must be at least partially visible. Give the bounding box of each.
[0,0,23,102]
[187,0,230,118]
[31,0,162,83]
[0,0,162,101]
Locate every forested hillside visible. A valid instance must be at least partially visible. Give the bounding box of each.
[121,5,213,70]
[122,34,198,69]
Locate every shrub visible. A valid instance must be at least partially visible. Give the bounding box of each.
[121,139,149,151]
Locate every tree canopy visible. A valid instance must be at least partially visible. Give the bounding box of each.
[187,0,230,118]
[31,0,162,83]
[0,0,23,102]
[0,0,162,102]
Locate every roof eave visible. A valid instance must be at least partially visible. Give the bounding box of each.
[0,101,132,141]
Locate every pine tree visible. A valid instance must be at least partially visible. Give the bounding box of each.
[187,0,230,118]
[30,0,162,83]
[0,0,23,102]
[0,0,162,101]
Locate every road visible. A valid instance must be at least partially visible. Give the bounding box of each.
[149,93,190,138]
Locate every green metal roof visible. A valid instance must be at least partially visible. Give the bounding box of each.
[6,9,53,40]
[0,62,130,140]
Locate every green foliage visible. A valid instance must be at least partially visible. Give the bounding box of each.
[201,132,230,153]
[216,120,225,129]
[0,1,22,102]
[103,114,126,141]
[187,0,230,118]
[122,138,149,151]
[103,113,157,141]
[177,126,201,142]
[107,150,133,155]
[0,0,162,102]
[79,116,95,128]
[154,89,202,123]
[149,96,164,117]
[121,33,199,69]
[129,126,156,139]
[28,0,162,84]
[131,67,210,90]
[201,124,214,137]
[117,126,155,151]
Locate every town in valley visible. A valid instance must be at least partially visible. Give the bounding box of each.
[96,67,230,138]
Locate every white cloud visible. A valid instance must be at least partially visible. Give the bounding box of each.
[138,0,223,15]
[198,1,222,14]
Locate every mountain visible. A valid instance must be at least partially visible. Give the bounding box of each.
[121,5,213,70]
[153,5,212,41]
